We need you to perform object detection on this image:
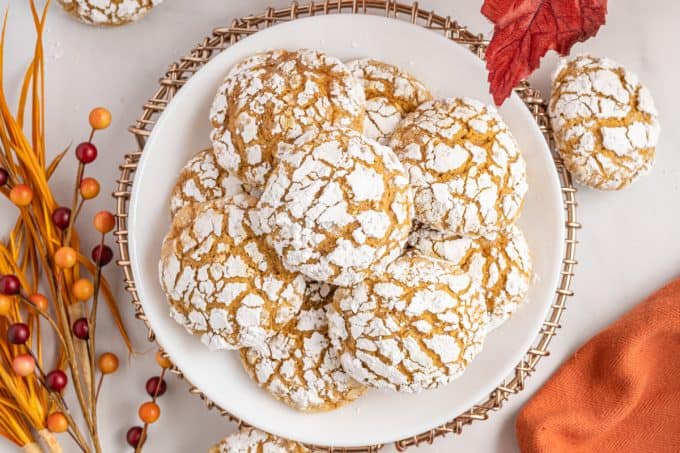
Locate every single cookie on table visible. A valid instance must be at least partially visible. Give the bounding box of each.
[347,58,432,143]
[549,54,660,190]
[240,281,366,412]
[327,252,488,393]
[159,195,306,350]
[209,428,309,453]
[210,49,366,195]
[169,148,244,216]
[57,0,162,25]
[251,126,413,287]
[409,224,532,331]
[389,97,527,236]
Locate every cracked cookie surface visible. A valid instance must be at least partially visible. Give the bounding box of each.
[159,195,306,350]
[549,54,660,190]
[327,252,488,393]
[409,224,532,330]
[57,0,162,25]
[389,97,527,235]
[209,428,309,453]
[169,148,244,216]
[240,281,366,412]
[210,49,366,195]
[251,126,413,287]
[347,59,432,143]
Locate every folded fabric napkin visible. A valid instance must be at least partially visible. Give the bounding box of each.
[516,276,680,453]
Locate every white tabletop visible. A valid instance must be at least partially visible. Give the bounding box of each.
[0,1,678,452]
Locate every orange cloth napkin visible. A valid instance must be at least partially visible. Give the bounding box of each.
[516,276,680,453]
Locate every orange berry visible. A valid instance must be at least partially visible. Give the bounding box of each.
[138,402,160,424]
[93,211,115,234]
[155,350,172,369]
[10,184,33,207]
[46,412,69,433]
[98,352,119,374]
[89,107,111,130]
[79,177,100,200]
[71,279,94,301]
[54,247,77,268]
[12,354,35,376]
[0,294,12,315]
[28,293,49,312]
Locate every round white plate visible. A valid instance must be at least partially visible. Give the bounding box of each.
[129,14,564,447]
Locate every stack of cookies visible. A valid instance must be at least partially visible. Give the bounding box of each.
[159,49,532,411]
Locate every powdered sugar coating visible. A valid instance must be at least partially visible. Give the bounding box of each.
[389,97,528,235]
[169,148,244,215]
[209,428,309,453]
[409,224,532,330]
[251,127,413,287]
[549,54,660,190]
[159,195,306,350]
[57,0,162,25]
[327,253,488,392]
[240,281,366,412]
[347,59,432,143]
[210,49,366,195]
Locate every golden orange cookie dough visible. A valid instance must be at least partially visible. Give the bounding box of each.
[549,54,660,190]
[209,428,309,453]
[159,195,306,350]
[240,281,366,412]
[210,49,366,195]
[409,224,532,330]
[251,126,413,287]
[327,252,488,393]
[57,0,162,25]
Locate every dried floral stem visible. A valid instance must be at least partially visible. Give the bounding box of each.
[135,368,167,453]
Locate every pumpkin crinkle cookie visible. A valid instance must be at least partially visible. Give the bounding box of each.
[347,58,432,143]
[389,97,527,235]
[209,428,309,453]
[549,54,660,190]
[409,224,532,330]
[240,281,366,411]
[251,126,413,287]
[210,49,366,195]
[57,0,162,25]
[327,252,488,393]
[159,194,306,350]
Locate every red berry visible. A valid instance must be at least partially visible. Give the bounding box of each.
[51,207,72,230]
[126,426,144,447]
[0,275,21,295]
[91,244,113,266]
[145,376,167,397]
[7,323,30,344]
[72,318,89,340]
[75,142,98,164]
[45,370,68,391]
[0,168,8,186]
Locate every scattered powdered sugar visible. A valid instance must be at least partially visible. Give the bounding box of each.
[169,148,245,215]
[549,54,660,190]
[327,252,488,392]
[57,0,162,25]
[390,97,528,235]
[240,281,365,411]
[210,427,309,453]
[347,59,432,144]
[409,224,532,330]
[159,195,306,350]
[251,126,413,287]
[209,49,366,195]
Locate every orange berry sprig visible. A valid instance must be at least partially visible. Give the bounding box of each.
[126,351,172,451]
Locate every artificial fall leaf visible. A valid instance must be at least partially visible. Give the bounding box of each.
[482,0,608,105]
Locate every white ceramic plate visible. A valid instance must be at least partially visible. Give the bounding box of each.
[129,14,564,447]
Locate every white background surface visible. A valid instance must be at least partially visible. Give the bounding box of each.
[0,1,678,452]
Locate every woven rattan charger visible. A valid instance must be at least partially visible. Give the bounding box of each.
[113,1,580,451]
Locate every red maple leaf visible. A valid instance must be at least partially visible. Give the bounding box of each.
[482,0,608,105]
